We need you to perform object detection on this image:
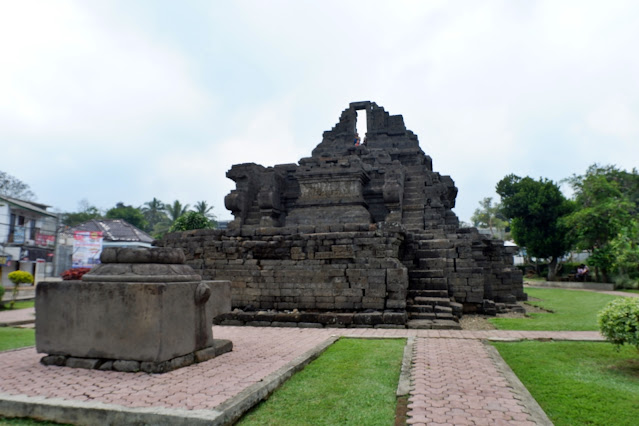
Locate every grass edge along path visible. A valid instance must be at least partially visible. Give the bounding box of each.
[237,338,406,426]
[493,340,639,426]
[0,328,34,352]
[490,287,622,330]
[0,301,35,311]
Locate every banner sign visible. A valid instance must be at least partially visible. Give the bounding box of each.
[35,232,56,248]
[13,226,25,244]
[72,231,103,268]
[0,255,11,266]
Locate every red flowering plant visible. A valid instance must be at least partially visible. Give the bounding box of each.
[61,268,92,281]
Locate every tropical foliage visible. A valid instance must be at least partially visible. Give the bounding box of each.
[169,211,215,232]
[470,197,509,239]
[496,174,575,280]
[564,165,639,283]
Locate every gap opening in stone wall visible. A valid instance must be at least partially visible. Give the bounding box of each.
[356,109,367,145]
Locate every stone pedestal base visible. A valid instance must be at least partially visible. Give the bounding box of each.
[40,339,233,374]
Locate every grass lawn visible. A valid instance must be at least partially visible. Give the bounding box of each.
[620,289,639,294]
[490,287,622,330]
[0,327,35,351]
[0,301,35,310]
[238,338,405,426]
[493,341,639,426]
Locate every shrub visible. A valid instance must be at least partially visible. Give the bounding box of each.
[0,285,4,303]
[61,268,91,280]
[8,271,34,285]
[598,298,639,351]
[169,211,214,232]
[7,271,34,309]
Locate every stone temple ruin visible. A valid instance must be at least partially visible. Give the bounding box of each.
[159,101,526,329]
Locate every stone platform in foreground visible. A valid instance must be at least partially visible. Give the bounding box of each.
[0,327,601,425]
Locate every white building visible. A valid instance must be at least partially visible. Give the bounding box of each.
[0,195,58,287]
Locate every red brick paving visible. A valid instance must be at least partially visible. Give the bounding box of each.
[406,338,537,425]
[0,325,601,423]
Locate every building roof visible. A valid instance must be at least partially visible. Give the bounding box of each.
[71,219,154,244]
[0,195,57,218]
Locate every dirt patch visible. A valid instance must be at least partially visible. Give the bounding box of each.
[395,395,409,425]
[460,302,548,330]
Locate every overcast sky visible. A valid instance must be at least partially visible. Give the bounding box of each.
[1,0,638,223]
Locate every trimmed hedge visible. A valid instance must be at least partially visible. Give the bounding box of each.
[598,298,639,351]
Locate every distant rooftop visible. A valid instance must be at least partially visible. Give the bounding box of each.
[71,219,154,244]
[0,195,57,218]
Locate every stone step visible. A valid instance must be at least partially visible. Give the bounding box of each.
[403,204,426,210]
[407,312,437,320]
[407,304,434,313]
[409,269,445,279]
[408,281,448,291]
[414,296,451,307]
[408,289,450,298]
[450,302,464,316]
[406,319,461,330]
[434,305,453,314]
[434,312,456,321]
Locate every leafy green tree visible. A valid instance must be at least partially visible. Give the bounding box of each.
[169,211,214,232]
[564,165,638,282]
[61,200,102,227]
[0,170,35,200]
[193,200,217,227]
[496,174,575,280]
[141,197,168,233]
[106,202,148,231]
[165,200,190,222]
[470,197,509,239]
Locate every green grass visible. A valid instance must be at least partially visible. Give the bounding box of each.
[0,300,34,310]
[490,287,622,330]
[620,289,639,294]
[493,341,639,426]
[238,338,405,426]
[0,327,35,351]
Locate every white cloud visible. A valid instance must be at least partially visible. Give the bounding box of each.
[0,0,210,140]
[2,0,639,224]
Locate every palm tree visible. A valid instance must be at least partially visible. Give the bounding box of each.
[194,200,216,220]
[141,198,167,232]
[165,200,189,223]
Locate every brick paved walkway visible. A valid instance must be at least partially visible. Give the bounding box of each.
[407,338,540,425]
[0,326,601,424]
[0,307,35,326]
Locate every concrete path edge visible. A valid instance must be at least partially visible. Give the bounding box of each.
[397,336,415,397]
[0,336,341,426]
[483,342,553,426]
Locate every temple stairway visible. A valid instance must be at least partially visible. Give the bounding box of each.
[401,168,425,231]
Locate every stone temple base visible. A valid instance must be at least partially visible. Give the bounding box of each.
[40,339,233,374]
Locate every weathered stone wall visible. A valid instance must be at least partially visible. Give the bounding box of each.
[159,224,408,312]
[159,101,526,328]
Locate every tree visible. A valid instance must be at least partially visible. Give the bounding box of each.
[169,211,215,232]
[496,174,575,280]
[141,198,168,233]
[193,200,217,227]
[106,202,148,231]
[470,197,509,239]
[564,165,638,282]
[61,200,102,227]
[0,171,35,200]
[165,200,190,222]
